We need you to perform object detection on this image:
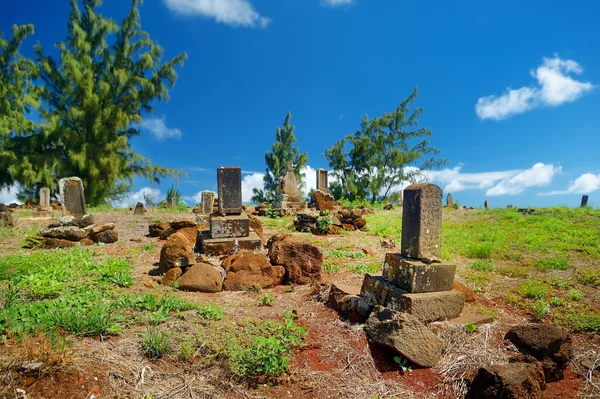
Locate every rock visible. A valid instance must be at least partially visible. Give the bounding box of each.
[327,283,361,310]
[91,229,118,244]
[328,225,343,235]
[133,202,145,215]
[340,209,351,218]
[170,219,197,230]
[353,217,367,230]
[88,223,115,236]
[312,190,335,211]
[56,214,95,228]
[176,226,200,244]
[149,222,170,238]
[144,280,158,288]
[41,225,87,241]
[177,263,222,293]
[221,252,285,291]
[364,306,443,368]
[505,324,572,382]
[158,232,196,274]
[162,267,182,286]
[380,238,395,248]
[0,210,14,228]
[363,248,375,256]
[159,227,176,240]
[383,204,394,210]
[192,207,201,214]
[80,238,95,246]
[39,237,78,249]
[130,236,144,242]
[452,280,475,302]
[248,216,264,242]
[268,235,323,285]
[466,362,546,399]
[327,283,375,323]
[342,223,356,231]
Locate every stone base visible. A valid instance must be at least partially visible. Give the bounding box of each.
[210,212,249,238]
[449,309,494,326]
[361,274,464,323]
[383,253,456,293]
[198,231,262,256]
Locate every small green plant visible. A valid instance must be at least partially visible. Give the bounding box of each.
[348,263,382,274]
[518,280,548,299]
[566,289,585,301]
[178,340,196,361]
[453,200,461,210]
[242,284,262,293]
[530,299,550,321]
[532,257,569,271]
[197,304,224,321]
[470,261,494,272]
[258,293,276,306]
[265,205,280,219]
[548,277,571,289]
[109,271,134,287]
[141,242,154,252]
[323,260,342,274]
[326,249,365,259]
[393,356,412,372]
[317,212,332,233]
[464,323,478,333]
[142,325,171,359]
[549,297,564,307]
[576,268,600,287]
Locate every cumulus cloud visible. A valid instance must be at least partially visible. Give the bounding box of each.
[540,173,600,195]
[485,163,560,196]
[114,187,161,208]
[476,55,594,120]
[321,0,354,6]
[0,184,20,204]
[164,0,271,28]
[141,118,182,141]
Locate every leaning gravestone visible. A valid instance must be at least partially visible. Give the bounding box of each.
[316,168,328,191]
[201,191,215,214]
[484,200,490,209]
[59,177,86,216]
[446,193,453,208]
[581,195,589,208]
[38,187,52,212]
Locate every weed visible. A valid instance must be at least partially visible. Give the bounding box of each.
[566,289,585,301]
[393,356,412,372]
[497,265,531,278]
[242,284,262,292]
[142,325,170,359]
[471,304,498,318]
[51,301,120,336]
[141,242,154,252]
[323,260,342,274]
[178,340,196,361]
[326,249,365,259]
[518,280,548,299]
[556,310,600,333]
[348,263,382,274]
[258,293,276,306]
[470,261,494,272]
[530,300,550,321]
[576,268,600,287]
[464,323,477,333]
[532,256,569,271]
[548,277,571,289]
[198,304,224,321]
[549,297,564,307]
[464,270,492,292]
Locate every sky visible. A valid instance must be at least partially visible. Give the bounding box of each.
[2,0,600,208]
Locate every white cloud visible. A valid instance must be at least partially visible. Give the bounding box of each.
[485,163,560,196]
[141,118,182,141]
[321,0,354,6]
[241,172,265,203]
[476,55,594,120]
[0,184,20,204]
[114,187,161,208]
[540,173,600,196]
[164,0,271,28]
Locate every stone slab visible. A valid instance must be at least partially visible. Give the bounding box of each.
[59,177,86,216]
[217,166,242,215]
[199,231,263,256]
[316,169,328,191]
[210,212,250,238]
[449,310,494,326]
[382,253,456,293]
[200,191,215,214]
[361,274,464,323]
[401,184,442,260]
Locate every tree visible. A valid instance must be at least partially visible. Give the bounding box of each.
[0,24,39,190]
[324,88,446,203]
[4,0,187,206]
[261,111,308,200]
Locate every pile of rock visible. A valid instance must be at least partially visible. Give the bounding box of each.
[294,208,368,235]
[0,204,15,228]
[149,219,204,241]
[33,215,118,248]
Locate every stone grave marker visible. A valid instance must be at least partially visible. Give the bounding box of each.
[134,202,145,215]
[38,187,52,212]
[484,200,490,209]
[281,163,300,197]
[316,168,328,191]
[171,197,177,207]
[201,191,215,214]
[446,193,453,208]
[218,166,242,215]
[401,184,442,261]
[581,195,589,208]
[59,177,86,216]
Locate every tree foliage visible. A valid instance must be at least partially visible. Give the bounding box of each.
[1,0,186,205]
[325,88,445,203]
[0,24,38,189]
[254,111,308,203]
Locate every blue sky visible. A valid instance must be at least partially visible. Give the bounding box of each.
[2,0,599,207]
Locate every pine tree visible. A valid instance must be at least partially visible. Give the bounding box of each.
[6,0,187,206]
[262,111,308,200]
[0,24,39,190]
[325,88,446,202]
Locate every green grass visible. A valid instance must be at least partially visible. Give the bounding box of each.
[198,304,225,320]
[470,260,495,272]
[532,256,569,271]
[364,212,402,239]
[326,249,366,259]
[576,267,600,287]
[518,280,549,299]
[142,325,171,359]
[347,263,382,274]
[323,259,342,274]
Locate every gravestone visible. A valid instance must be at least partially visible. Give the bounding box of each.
[401,184,443,260]
[171,197,177,207]
[134,202,145,215]
[316,169,328,191]
[38,187,52,212]
[200,191,215,214]
[217,166,242,215]
[581,195,589,208]
[59,177,86,216]
[281,163,301,197]
[446,193,453,208]
[484,200,490,209]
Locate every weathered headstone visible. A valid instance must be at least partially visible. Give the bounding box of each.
[217,166,242,215]
[200,191,215,214]
[133,202,145,215]
[484,200,490,209]
[446,193,453,208]
[401,184,442,260]
[38,187,52,212]
[171,197,177,207]
[581,195,589,208]
[59,177,86,216]
[316,169,328,191]
[281,163,300,197]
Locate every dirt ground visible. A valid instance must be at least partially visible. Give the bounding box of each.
[1,207,599,399]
